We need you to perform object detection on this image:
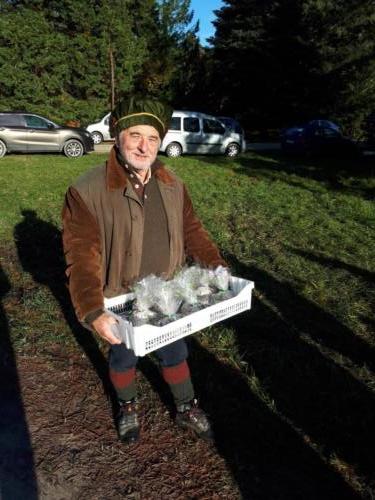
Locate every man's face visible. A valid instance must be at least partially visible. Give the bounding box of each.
[117,124,160,172]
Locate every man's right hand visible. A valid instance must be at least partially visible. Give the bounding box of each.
[91,312,122,345]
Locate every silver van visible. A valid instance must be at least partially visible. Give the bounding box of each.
[160,111,246,157]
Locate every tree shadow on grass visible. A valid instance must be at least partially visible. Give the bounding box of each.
[236,253,375,371]
[197,152,375,199]
[218,253,375,489]
[0,264,38,499]
[287,246,375,285]
[188,337,360,500]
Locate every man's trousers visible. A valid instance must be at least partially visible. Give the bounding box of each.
[109,339,194,406]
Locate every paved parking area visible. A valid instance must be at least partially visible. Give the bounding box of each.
[93,141,114,153]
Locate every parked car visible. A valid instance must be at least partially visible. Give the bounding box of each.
[363,111,375,146]
[160,111,246,157]
[0,111,94,158]
[217,116,246,149]
[86,112,112,144]
[217,116,244,135]
[281,119,359,157]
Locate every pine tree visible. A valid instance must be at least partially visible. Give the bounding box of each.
[171,32,214,111]
[302,0,375,134]
[132,0,197,101]
[0,0,199,121]
[210,0,375,134]
[0,7,71,121]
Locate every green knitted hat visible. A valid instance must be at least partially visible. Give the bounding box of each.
[110,95,172,140]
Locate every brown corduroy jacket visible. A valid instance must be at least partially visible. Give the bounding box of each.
[62,148,226,326]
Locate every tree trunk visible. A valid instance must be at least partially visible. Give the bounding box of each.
[109,45,115,109]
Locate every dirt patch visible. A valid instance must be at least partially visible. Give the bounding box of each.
[14,351,239,500]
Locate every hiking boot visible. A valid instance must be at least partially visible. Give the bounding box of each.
[175,399,213,441]
[117,399,140,444]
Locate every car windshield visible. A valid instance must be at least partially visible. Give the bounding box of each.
[218,117,243,134]
[307,120,341,131]
[218,118,231,127]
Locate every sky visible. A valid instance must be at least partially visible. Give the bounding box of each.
[189,0,224,46]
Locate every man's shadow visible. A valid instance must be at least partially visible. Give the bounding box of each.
[14,210,119,417]
[0,264,38,499]
[13,210,173,418]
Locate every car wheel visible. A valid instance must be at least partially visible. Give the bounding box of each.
[0,139,7,158]
[166,142,182,158]
[225,142,240,157]
[64,139,84,158]
[91,131,103,145]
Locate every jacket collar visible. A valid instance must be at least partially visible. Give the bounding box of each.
[106,146,174,191]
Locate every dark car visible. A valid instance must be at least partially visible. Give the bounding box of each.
[363,112,375,147]
[281,119,359,157]
[0,111,94,158]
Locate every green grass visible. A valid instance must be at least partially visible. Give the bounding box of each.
[0,153,106,238]
[1,150,375,496]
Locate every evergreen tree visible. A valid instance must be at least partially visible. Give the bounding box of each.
[171,32,214,111]
[303,0,375,135]
[132,0,197,101]
[210,0,375,134]
[0,0,199,123]
[0,7,71,121]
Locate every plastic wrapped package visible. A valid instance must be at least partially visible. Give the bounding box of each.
[211,265,230,291]
[106,310,133,344]
[195,285,212,306]
[153,280,183,316]
[126,265,233,327]
[208,289,235,306]
[132,275,161,315]
[131,309,157,326]
[174,266,200,305]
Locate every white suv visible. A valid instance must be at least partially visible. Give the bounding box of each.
[86,113,112,144]
[160,111,246,157]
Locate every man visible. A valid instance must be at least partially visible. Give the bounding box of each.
[62,95,227,444]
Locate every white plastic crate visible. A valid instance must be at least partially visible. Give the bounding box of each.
[104,276,254,357]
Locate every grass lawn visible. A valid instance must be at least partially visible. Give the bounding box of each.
[0,150,374,498]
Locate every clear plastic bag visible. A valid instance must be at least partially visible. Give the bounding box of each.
[154,281,183,316]
[211,265,230,291]
[132,275,161,316]
[106,310,133,345]
[174,266,200,305]
[129,265,232,325]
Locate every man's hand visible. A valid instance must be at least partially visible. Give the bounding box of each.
[91,312,121,345]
